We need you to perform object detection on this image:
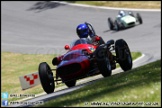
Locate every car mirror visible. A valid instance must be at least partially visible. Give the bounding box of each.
[64,45,70,50]
[95,36,100,41]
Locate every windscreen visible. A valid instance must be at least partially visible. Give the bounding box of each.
[70,38,92,47]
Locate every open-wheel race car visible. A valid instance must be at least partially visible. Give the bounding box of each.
[38,23,133,94]
[108,11,143,31]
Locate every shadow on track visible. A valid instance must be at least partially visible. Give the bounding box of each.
[27,1,66,13]
[103,25,137,34]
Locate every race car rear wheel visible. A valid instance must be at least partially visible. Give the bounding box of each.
[115,39,132,71]
[65,80,76,88]
[108,17,114,30]
[39,62,55,94]
[136,13,143,24]
[95,45,112,77]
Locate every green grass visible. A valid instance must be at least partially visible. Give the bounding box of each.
[37,60,161,107]
[113,51,141,68]
[66,1,161,9]
[1,51,141,101]
[1,52,57,101]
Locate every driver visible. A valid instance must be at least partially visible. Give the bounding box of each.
[76,22,116,69]
[76,22,105,45]
[117,10,126,19]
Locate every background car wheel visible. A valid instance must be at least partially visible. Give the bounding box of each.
[108,17,114,30]
[65,80,76,88]
[115,39,133,71]
[136,13,143,24]
[95,45,112,77]
[39,62,55,94]
[114,20,120,31]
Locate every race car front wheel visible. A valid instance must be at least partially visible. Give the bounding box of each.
[39,62,55,94]
[115,39,133,71]
[95,45,112,77]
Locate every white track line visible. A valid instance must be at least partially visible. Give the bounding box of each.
[52,1,161,12]
[133,53,145,63]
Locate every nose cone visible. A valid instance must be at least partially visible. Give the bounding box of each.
[56,57,89,81]
[122,15,136,24]
[56,49,91,81]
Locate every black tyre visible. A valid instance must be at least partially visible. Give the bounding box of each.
[136,13,143,24]
[114,20,120,31]
[65,80,76,88]
[95,45,112,77]
[108,17,114,30]
[115,39,132,71]
[52,57,58,65]
[39,62,55,94]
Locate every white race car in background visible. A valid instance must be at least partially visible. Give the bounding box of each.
[108,11,143,31]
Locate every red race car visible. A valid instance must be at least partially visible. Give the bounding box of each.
[38,35,133,94]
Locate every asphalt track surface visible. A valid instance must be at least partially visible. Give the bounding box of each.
[2,1,161,107]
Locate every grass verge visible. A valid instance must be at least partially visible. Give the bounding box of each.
[2,51,141,101]
[66,1,161,9]
[37,59,161,107]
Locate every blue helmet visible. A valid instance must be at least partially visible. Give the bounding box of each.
[76,23,89,38]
